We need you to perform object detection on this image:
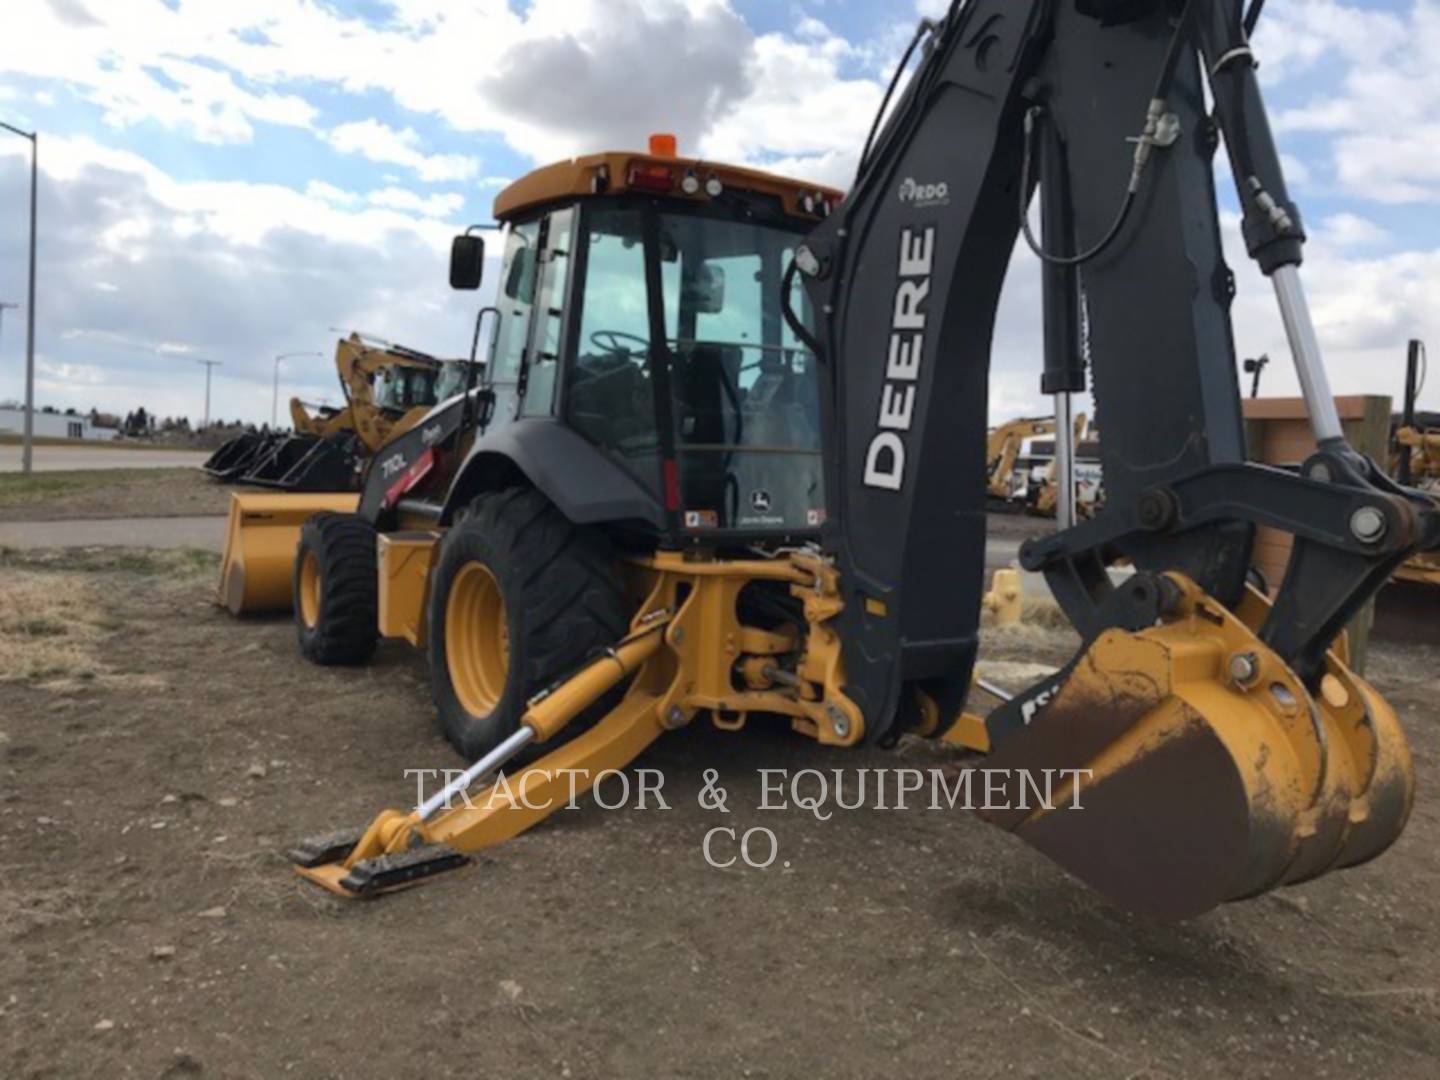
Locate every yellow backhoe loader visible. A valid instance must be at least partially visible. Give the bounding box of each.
[221,1,1429,921]
[203,333,472,491]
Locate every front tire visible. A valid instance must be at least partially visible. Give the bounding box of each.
[294,512,379,665]
[428,488,629,761]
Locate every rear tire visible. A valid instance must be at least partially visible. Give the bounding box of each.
[428,488,629,761]
[294,512,379,665]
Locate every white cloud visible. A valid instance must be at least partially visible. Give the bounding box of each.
[1321,212,1389,249]
[0,135,483,424]
[366,187,464,219]
[0,3,319,144]
[1265,1,1440,203]
[326,120,478,183]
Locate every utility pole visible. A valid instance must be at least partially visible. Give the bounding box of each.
[2,122,38,474]
[273,350,322,429]
[195,359,222,430]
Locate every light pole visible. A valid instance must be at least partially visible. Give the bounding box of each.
[195,358,222,430]
[273,351,322,429]
[1,122,38,474]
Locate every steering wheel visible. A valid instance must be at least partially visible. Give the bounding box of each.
[590,330,649,357]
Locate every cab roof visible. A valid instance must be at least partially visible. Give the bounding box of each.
[493,143,845,226]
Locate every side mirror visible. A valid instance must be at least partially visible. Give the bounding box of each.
[450,234,485,291]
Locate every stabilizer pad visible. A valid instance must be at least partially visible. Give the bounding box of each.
[337,844,471,896]
[289,826,368,869]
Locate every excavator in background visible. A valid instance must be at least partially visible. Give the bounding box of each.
[987,414,1074,506]
[221,0,1431,921]
[202,333,473,491]
[985,412,1103,517]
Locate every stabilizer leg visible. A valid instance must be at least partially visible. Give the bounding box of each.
[293,623,670,898]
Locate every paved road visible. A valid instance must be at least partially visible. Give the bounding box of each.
[0,514,1026,568]
[0,515,227,552]
[0,444,211,472]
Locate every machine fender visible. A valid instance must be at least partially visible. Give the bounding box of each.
[442,419,666,530]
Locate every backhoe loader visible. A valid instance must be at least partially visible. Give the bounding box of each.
[222,0,1430,921]
[203,333,471,491]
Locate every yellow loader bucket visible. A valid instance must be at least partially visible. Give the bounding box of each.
[217,492,359,615]
[978,576,1414,920]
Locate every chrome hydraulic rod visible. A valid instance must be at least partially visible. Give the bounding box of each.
[1054,391,1077,529]
[416,726,535,822]
[1272,263,1343,445]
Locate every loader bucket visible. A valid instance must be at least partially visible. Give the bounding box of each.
[240,434,359,493]
[202,431,271,481]
[218,491,360,615]
[239,434,321,485]
[978,579,1414,921]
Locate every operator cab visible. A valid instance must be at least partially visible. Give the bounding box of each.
[372,362,441,414]
[455,137,841,545]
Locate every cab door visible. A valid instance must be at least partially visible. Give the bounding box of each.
[485,218,541,429]
[518,207,576,418]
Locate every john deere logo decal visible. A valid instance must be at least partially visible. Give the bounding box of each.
[750,490,772,513]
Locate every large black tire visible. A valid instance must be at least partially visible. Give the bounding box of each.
[294,512,379,666]
[428,487,629,761]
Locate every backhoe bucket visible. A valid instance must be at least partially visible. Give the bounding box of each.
[218,491,359,615]
[978,579,1414,921]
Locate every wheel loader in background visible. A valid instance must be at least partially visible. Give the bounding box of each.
[203,333,475,491]
[220,0,1431,921]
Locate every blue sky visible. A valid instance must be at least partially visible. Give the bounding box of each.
[0,0,1437,426]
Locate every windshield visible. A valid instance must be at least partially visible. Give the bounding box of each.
[373,364,439,412]
[434,360,481,403]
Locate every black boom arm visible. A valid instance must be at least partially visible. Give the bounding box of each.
[798,0,1440,742]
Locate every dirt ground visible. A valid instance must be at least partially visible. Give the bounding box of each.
[0,470,232,522]
[1,547,1438,1079]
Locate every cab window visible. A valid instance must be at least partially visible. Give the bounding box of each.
[521,207,575,417]
[565,206,661,493]
[491,220,541,385]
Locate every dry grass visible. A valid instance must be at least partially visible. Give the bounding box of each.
[0,467,230,521]
[0,570,114,685]
[0,545,217,578]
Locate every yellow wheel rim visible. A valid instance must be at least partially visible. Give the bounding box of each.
[299,551,321,629]
[446,562,510,716]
